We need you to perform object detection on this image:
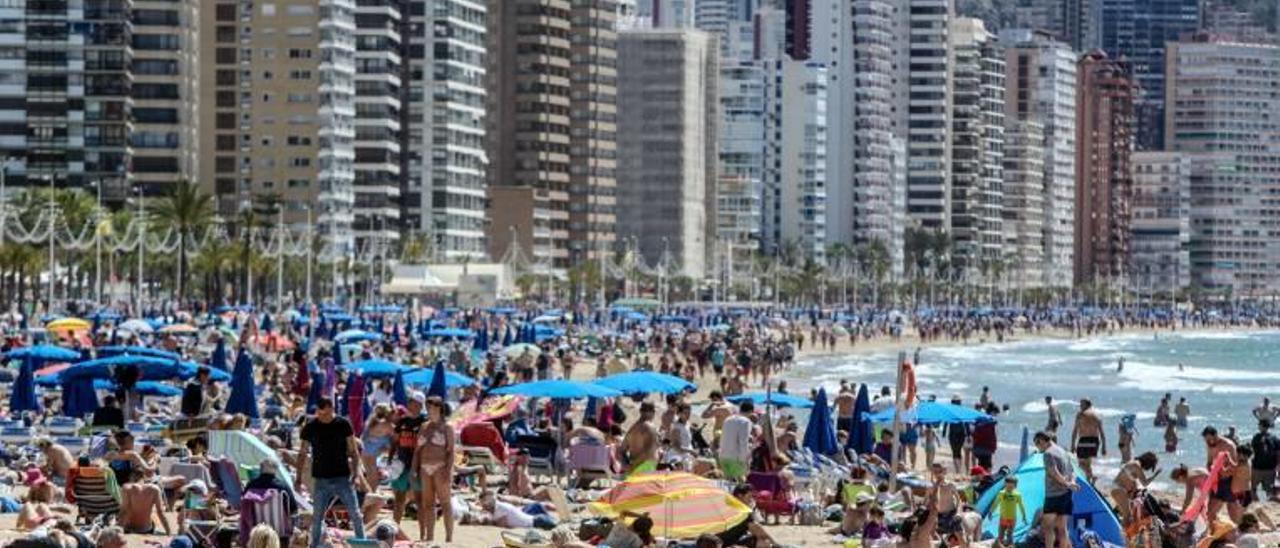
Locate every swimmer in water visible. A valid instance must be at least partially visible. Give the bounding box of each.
[1117,356,1125,373]
[1178,363,1185,372]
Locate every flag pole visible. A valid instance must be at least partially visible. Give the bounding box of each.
[889,350,906,492]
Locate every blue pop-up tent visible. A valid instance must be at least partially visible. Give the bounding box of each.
[975,453,1123,547]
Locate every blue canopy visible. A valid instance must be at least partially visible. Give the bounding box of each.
[848,384,874,454]
[426,361,448,399]
[474,327,489,351]
[92,379,182,397]
[861,401,997,426]
[392,369,408,406]
[56,355,230,383]
[61,376,99,418]
[726,392,813,409]
[226,349,259,418]
[803,388,839,456]
[424,327,476,339]
[403,367,477,389]
[3,345,80,363]
[594,371,694,395]
[9,357,40,413]
[210,338,229,371]
[490,379,622,399]
[97,346,183,361]
[344,359,406,379]
[334,329,382,343]
[976,454,1123,546]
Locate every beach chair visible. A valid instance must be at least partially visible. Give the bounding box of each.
[747,471,798,522]
[0,426,35,445]
[209,457,244,507]
[46,417,81,436]
[166,417,210,444]
[567,443,614,488]
[54,436,89,455]
[69,466,120,524]
[512,434,559,483]
[240,488,293,546]
[461,422,508,474]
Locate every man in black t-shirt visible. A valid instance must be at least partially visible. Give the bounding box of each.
[180,367,210,417]
[1251,420,1280,501]
[298,397,365,547]
[92,395,125,429]
[390,393,426,523]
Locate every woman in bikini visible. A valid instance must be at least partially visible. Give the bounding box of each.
[361,403,395,488]
[413,396,455,543]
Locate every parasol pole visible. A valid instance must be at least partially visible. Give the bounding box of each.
[889,350,905,492]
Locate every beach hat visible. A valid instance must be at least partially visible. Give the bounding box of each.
[23,466,47,488]
[855,492,875,505]
[969,465,989,477]
[184,479,209,495]
[411,391,426,404]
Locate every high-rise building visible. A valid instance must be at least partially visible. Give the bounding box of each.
[810,0,905,277]
[1165,35,1280,294]
[950,18,1005,271]
[130,0,201,195]
[715,62,766,249]
[616,29,718,277]
[1130,151,1190,296]
[352,0,403,252]
[1097,0,1198,150]
[1001,121,1046,288]
[1200,1,1273,43]
[403,0,488,260]
[904,0,955,230]
[1003,29,1076,288]
[199,0,358,253]
[774,60,828,263]
[486,0,618,270]
[1074,50,1136,286]
[85,0,133,194]
[1013,0,1096,50]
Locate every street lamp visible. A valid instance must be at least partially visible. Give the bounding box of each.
[0,158,17,248]
[87,179,103,307]
[134,185,145,311]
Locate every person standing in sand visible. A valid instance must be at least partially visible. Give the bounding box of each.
[835,385,856,436]
[1203,425,1243,523]
[1037,431,1078,548]
[622,401,660,477]
[1044,396,1061,433]
[718,400,754,482]
[701,390,734,445]
[119,480,172,535]
[1070,398,1106,482]
[413,396,455,543]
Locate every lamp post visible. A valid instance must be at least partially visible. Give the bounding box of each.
[275,206,284,308]
[89,179,102,306]
[0,158,15,248]
[134,185,144,310]
[304,205,312,307]
[46,175,55,310]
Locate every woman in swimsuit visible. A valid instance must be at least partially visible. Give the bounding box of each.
[413,396,455,543]
[361,403,394,488]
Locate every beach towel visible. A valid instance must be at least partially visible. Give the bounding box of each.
[240,488,292,546]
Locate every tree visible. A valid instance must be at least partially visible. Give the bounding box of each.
[151,181,214,301]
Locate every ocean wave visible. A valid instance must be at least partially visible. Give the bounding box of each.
[1119,360,1280,382]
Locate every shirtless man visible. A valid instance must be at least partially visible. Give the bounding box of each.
[35,438,74,484]
[1071,398,1106,482]
[1110,452,1160,525]
[1044,396,1061,433]
[622,402,659,477]
[700,390,734,447]
[1254,397,1278,424]
[119,478,172,535]
[929,463,962,538]
[1175,398,1191,428]
[1170,465,1209,513]
[834,385,857,436]
[1203,426,1243,523]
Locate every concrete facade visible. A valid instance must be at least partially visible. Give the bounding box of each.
[1130,151,1190,295]
[1074,50,1136,286]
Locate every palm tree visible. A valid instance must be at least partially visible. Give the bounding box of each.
[400,233,431,264]
[151,181,214,301]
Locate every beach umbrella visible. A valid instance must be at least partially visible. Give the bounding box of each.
[58,355,229,383]
[226,349,259,418]
[594,371,695,395]
[726,392,813,409]
[97,346,183,361]
[392,368,408,406]
[306,366,326,414]
[1019,426,1030,463]
[490,379,621,399]
[861,401,997,426]
[502,326,514,346]
[210,338,229,371]
[503,343,541,358]
[118,319,153,333]
[158,324,198,335]
[2,345,80,363]
[346,374,367,437]
[344,359,406,379]
[9,357,40,413]
[474,327,489,351]
[92,379,182,397]
[390,323,401,345]
[46,317,90,332]
[425,327,475,339]
[803,388,839,457]
[335,329,382,344]
[426,361,448,399]
[60,375,99,418]
[589,472,751,539]
[34,363,72,378]
[849,384,874,455]
[260,313,274,332]
[403,367,477,390]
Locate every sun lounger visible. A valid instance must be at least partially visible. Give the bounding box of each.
[69,466,120,524]
[0,426,35,445]
[567,443,614,487]
[512,434,559,483]
[46,417,81,436]
[54,436,88,455]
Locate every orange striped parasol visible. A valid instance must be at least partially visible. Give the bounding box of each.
[588,472,751,539]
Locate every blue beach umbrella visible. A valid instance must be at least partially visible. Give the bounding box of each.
[60,376,99,418]
[10,357,40,413]
[594,371,694,395]
[726,392,814,409]
[344,359,406,379]
[848,384,874,455]
[426,361,448,399]
[474,327,489,351]
[210,338,229,371]
[335,329,382,344]
[1019,426,1030,463]
[97,346,182,361]
[2,345,80,363]
[260,314,274,332]
[803,388,839,456]
[402,367,477,390]
[226,349,259,418]
[861,401,997,426]
[490,379,622,399]
[92,379,182,398]
[392,368,408,406]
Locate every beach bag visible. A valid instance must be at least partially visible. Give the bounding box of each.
[578,517,613,541]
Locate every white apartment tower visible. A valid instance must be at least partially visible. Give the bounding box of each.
[904,0,955,230]
[352,0,403,253]
[1130,151,1190,296]
[405,0,488,259]
[1001,121,1046,289]
[950,18,1005,271]
[774,60,828,263]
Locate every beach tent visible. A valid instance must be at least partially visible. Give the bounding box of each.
[861,401,996,426]
[975,453,1123,547]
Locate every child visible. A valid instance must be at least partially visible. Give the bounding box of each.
[862,505,889,544]
[992,477,1027,547]
[1164,421,1179,454]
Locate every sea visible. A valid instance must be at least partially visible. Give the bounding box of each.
[783,329,1280,489]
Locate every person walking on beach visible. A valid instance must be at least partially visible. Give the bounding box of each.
[1036,431,1078,548]
[1044,396,1061,433]
[1203,425,1243,523]
[1254,398,1277,424]
[1249,420,1279,502]
[718,400,753,481]
[834,385,856,436]
[298,397,365,547]
[413,396,455,543]
[1070,398,1106,482]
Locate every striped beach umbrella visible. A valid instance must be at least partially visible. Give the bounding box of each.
[588,472,750,539]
